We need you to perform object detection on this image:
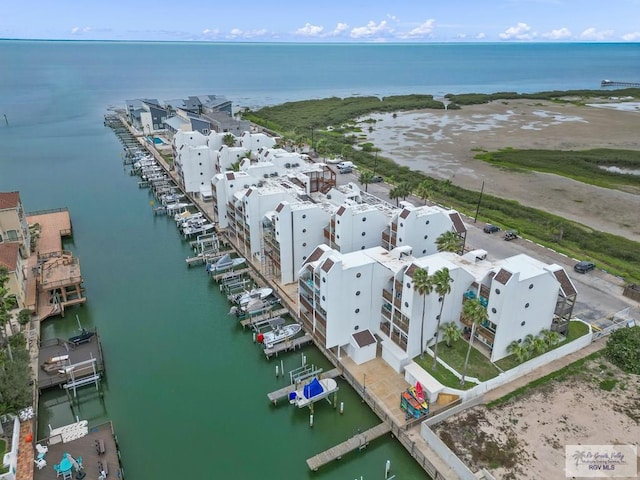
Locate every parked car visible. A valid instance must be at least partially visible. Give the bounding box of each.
[504,230,518,241]
[370,175,384,183]
[483,224,500,234]
[574,261,595,273]
[337,161,355,170]
[338,166,353,174]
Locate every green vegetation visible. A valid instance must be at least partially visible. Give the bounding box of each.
[475,148,640,191]
[487,351,602,408]
[604,326,640,375]
[245,93,640,283]
[0,332,32,415]
[435,339,500,382]
[446,88,640,107]
[0,438,7,474]
[599,379,618,391]
[496,321,590,371]
[413,354,475,390]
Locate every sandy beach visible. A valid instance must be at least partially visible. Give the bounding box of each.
[361,99,640,242]
[432,358,640,479]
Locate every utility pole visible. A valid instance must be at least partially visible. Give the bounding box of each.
[474,180,485,223]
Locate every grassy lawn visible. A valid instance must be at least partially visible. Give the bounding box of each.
[434,339,501,381]
[413,354,475,390]
[495,320,591,371]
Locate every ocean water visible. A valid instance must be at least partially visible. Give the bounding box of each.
[0,40,639,479]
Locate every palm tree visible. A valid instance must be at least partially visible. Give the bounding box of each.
[460,298,488,386]
[412,268,434,360]
[359,171,374,192]
[222,133,236,147]
[541,329,562,349]
[315,139,329,160]
[441,322,461,347]
[507,340,530,363]
[415,181,432,205]
[524,333,547,357]
[436,230,461,253]
[389,186,402,206]
[431,267,453,369]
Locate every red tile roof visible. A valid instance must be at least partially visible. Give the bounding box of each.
[0,191,20,210]
[0,243,20,271]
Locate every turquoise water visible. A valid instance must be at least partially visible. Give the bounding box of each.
[1,40,638,479]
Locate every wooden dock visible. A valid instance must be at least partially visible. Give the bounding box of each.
[264,333,313,359]
[267,368,342,404]
[306,422,392,471]
[212,267,250,282]
[240,308,289,329]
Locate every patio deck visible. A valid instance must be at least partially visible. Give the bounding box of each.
[33,422,123,480]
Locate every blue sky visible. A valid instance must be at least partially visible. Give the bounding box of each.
[3,0,640,42]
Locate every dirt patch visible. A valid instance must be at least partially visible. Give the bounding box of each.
[363,99,640,242]
[432,359,640,479]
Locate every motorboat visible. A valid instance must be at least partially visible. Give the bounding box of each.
[164,202,191,213]
[231,287,273,306]
[183,223,215,237]
[288,377,339,408]
[175,211,203,224]
[206,254,246,273]
[68,329,95,346]
[257,318,302,349]
[160,192,186,205]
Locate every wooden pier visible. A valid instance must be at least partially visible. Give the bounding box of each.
[601,79,640,88]
[212,267,251,282]
[267,368,342,404]
[240,307,289,329]
[264,333,313,359]
[306,422,392,471]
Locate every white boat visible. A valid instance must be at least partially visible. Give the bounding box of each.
[232,287,273,306]
[164,202,191,213]
[207,254,246,273]
[183,223,215,237]
[257,318,302,349]
[160,193,186,205]
[288,377,339,408]
[175,211,203,224]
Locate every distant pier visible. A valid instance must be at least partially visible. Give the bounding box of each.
[601,79,640,88]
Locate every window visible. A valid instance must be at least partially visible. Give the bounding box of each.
[361,232,366,236]
[424,235,428,239]
[425,220,430,225]
[495,288,501,295]
[491,307,497,314]
[362,217,366,222]
[322,296,325,301]
[406,282,411,289]
[302,229,306,233]
[355,308,360,314]
[322,277,326,283]
[356,273,361,278]
[302,214,306,219]
[302,243,307,247]
[521,321,526,326]
[525,303,530,308]
[6,230,18,241]
[529,284,534,289]
[356,291,361,296]
[404,301,409,308]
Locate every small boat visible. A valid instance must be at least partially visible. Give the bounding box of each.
[206,254,246,273]
[257,318,302,349]
[164,202,191,213]
[175,211,203,224]
[289,377,339,408]
[232,287,273,306]
[69,329,95,345]
[160,192,186,205]
[183,223,215,237]
[408,382,429,413]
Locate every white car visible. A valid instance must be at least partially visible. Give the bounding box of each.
[337,161,355,170]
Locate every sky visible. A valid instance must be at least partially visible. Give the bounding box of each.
[2,0,640,42]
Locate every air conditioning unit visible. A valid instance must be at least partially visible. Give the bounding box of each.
[264,174,269,178]
[244,184,250,188]
[285,163,291,168]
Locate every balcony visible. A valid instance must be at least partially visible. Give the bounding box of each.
[382,289,392,303]
[380,321,390,337]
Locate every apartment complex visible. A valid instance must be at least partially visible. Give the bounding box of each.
[0,192,30,307]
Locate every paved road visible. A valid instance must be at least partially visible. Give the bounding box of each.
[334,167,638,330]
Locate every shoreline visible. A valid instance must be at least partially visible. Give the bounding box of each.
[361,99,640,243]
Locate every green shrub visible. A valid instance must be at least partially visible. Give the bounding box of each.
[604,326,640,375]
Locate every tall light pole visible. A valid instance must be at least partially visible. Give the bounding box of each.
[474,180,485,223]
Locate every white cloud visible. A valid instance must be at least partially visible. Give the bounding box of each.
[541,27,571,40]
[499,22,535,40]
[401,19,436,38]
[476,32,486,40]
[350,20,391,39]
[296,23,324,37]
[226,28,269,39]
[202,28,220,38]
[579,27,614,40]
[70,26,91,35]
[331,22,349,36]
[622,31,640,41]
